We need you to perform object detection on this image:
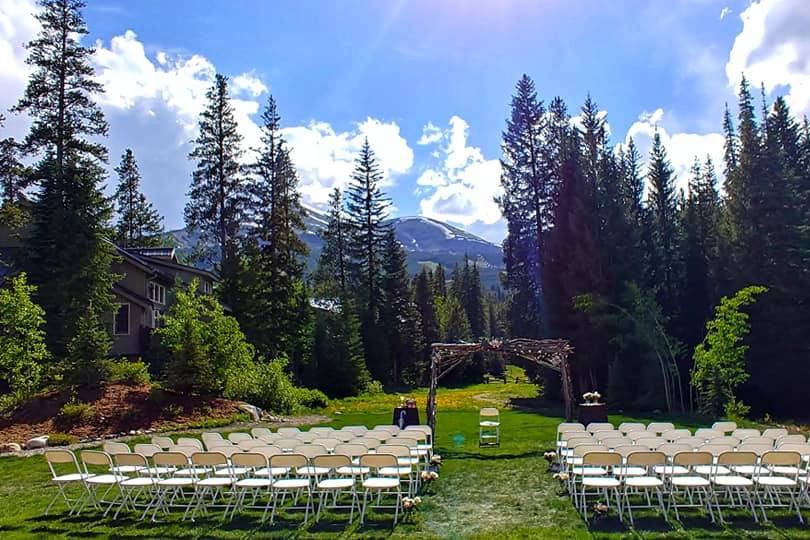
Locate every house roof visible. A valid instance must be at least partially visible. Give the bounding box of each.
[113,283,152,309]
[126,246,176,261]
[137,254,219,282]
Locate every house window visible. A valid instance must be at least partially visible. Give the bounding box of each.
[148,281,166,304]
[202,280,212,294]
[114,303,130,335]
[150,308,163,329]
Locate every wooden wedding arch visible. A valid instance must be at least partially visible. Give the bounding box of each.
[426,338,575,433]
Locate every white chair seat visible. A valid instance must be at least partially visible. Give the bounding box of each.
[114,465,144,474]
[411,449,429,457]
[398,457,420,466]
[379,466,412,476]
[695,465,730,475]
[121,477,157,487]
[54,473,93,483]
[756,476,797,487]
[273,478,310,489]
[296,466,330,476]
[615,466,647,477]
[363,477,400,489]
[317,478,354,490]
[197,477,233,487]
[87,474,127,485]
[215,467,250,476]
[255,467,290,477]
[653,465,689,475]
[671,475,710,487]
[582,477,621,488]
[175,467,208,477]
[141,466,176,476]
[479,421,500,427]
[625,476,664,488]
[158,477,194,487]
[571,466,607,476]
[235,478,273,488]
[713,475,753,487]
[730,465,759,475]
[337,466,369,475]
[770,466,802,475]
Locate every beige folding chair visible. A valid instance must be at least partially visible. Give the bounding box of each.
[479,408,500,447]
[569,444,608,508]
[762,428,788,440]
[103,442,131,455]
[711,421,737,434]
[44,449,91,516]
[755,451,804,523]
[622,451,667,525]
[275,438,302,452]
[227,432,252,444]
[613,446,648,479]
[250,427,273,440]
[176,437,204,450]
[661,429,691,442]
[377,444,417,496]
[238,439,265,450]
[186,452,235,521]
[627,431,652,443]
[777,435,807,446]
[365,430,393,443]
[268,453,312,524]
[342,426,368,436]
[312,455,358,522]
[147,452,195,521]
[636,437,666,450]
[151,436,174,450]
[294,445,330,481]
[646,422,674,435]
[277,427,302,435]
[677,436,706,449]
[696,444,735,476]
[741,437,774,448]
[309,427,336,435]
[654,444,692,476]
[312,438,341,453]
[708,436,741,448]
[202,432,224,449]
[710,451,759,524]
[578,451,623,523]
[694,428,722,442]
[111,453,157,518]
[618,422,645,435]
[373,425,401,435]
[227,452,272,521]
[334,431,356,443]
[586,422,614,434]
[732,429,760,441]
[667,451,715,522]
[358,453,403,524]
[354,436,383,450]
[78,450,127,516]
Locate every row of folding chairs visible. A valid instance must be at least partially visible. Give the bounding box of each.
[44,447,415,525]
[569,448,808,526]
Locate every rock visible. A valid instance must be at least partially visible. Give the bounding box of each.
[25,436,49,450]
[129,430,136,436]
[0,442,22,453]
[237,402,262,422]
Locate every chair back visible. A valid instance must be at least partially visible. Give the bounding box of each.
[586,422,613,433]
[309,427,335,435]
[177,437,203,450]
[238,439,265,450]
[627,431,651,442]
[45,449,80,478]
[277,427,301,435]
[334,431,355,442]
[700,444,734,457]
[312,454,350,470]
[645,422,674,434]
[359,453,398,469]
[658,443,691,458]
[311,438,341,451]
[573,444,607,457]
[152,436,174,449]
[334,443,368,458]
[694,428,722,440]
[342,426,368,435]
[373,425,401,434]
[365,431,392,442]
[738,443,773,456]
[711,421,737,433]
[134,443,161,457]
[207,440,235,449]
[741,436,773,448]
[80,450,113,473]
[636,437,666,449]
[708,436,740,447]
[103,442,131,454]
[602,437,630,450]
[626,451,666,467]
[377,444,411,458]
[613,445,644,458]
[115,453,147,469]
[674,451,712,467]
[153,451,189,467]
[270,453,308,470]
[275,438,301,451]
[354,437,382,449]
[216,446,243,458]
[192,451,228,466]
[253,445,283,458]
[677,436,706,449]
[582,451,621,467]
[231,452,268,469]
[760,450,801,472]
[732,428,760,440]
[250,427,273,439]
[776,443,810,457]
[617,422,644,434]
[777,435,806,446]
[227,432,252,443]
[661,429,691,442]
[294,444,327,459]
[762,428,788,440]
[717,450,756,466]
[172,445,199,458]
[595,430,621,442]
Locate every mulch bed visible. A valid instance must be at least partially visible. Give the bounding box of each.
[0,384,243,444]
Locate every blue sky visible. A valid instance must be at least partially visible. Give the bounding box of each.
[2,0,809,242]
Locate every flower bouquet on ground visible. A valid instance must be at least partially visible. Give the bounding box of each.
[552,472,569,495]
[402,496,422,522]
[544,450,561,472]
[420,470,439,494]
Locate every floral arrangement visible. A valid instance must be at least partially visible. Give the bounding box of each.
[582,391,602,404]
[488,338,502,350]
[402,496,422,511]
[430,454,443,466]
[552,472,569,483]
[543,451,556,463]
[593,502,609,516]
[421,470,439,482]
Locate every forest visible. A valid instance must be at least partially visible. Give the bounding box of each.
[2,0,809,422]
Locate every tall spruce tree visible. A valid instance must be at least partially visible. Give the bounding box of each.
[313,187,350,297]
[312,298,369,397]
[0,114,27,207]
[186,74,245,308]
[413,266,440,379]
[345,138,391,381]
[380,230,423,385]
[13,0,117,363]
[498,74,550,338]
[112,148,163,247]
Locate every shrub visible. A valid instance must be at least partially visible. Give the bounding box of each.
[63,306,112,388]
[108,358,151,386]
[146,386,166,406]
[0,273,49,401]
[294,387,329,410]
[47,433,77,446]
[59,401,95,424]
[224,356,299,414]
[364,379,385,395]
[165,403,183,418]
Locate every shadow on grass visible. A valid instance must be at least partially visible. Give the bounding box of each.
[440,448,545,460]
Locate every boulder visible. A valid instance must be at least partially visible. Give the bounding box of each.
[237,402,262,422]
[0,442,22,453]
[25,436,49,450]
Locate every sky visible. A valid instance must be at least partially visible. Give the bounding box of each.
[2,0,810,243]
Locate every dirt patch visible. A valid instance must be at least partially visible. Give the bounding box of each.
[0,384,243,444]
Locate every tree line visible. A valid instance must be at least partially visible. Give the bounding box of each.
[499,74,810,418]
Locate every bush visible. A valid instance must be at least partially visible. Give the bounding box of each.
[47,433,77,446]
[364,379,385,395]
[294,387,329,410]
[108,358,151,386]
[64,306,112,388]
[224,356,299,414]
[165,403,184,418]
[146,386,166,406]
[59,401,94,424]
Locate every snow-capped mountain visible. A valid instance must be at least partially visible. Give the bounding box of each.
[166,208,505,290]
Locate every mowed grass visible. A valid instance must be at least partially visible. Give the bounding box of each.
[0,371,807,539]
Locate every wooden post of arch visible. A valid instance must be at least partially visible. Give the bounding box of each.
[427,338,574,435]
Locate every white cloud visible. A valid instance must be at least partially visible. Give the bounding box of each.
[624,108,725,194]
[569,109,612,138]
[231,72,268,98]
[726,0,810,116]
[416,116,504,232]
[720,7,731,20]
[0,0,39,138]
[417,121,443,145]
[283,117,413,206]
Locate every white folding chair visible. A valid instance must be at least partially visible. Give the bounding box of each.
[578,451,623,523]
[710,451,759,524]
[145,452,195,521]
[111,453,157,518]
[312,454,358,523]
[103,442,131,455]
[268,453,313,524]
[202,432,224,450]
[359,453,403,525]
[227,432,252,444]
[176,437,204,450]
[622,451,667,526]
[711,421,737,434]
[479,407,500,446]
[78,450,128,516]
[667,451,715,522]
[646,422,674,435]
[228,452,273,521]
[151,436,174,450]
[186,452,235,521]
[755,451,804,523]
[587,422,614,434]
[44,449,92,516]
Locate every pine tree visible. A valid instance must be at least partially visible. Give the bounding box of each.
[0,114,28,206]
[498,74,550,339]
[432,264,447,299]
[13,0,116,362]
[413,266,440,373]
[186,73,245,308]
[618,137,652,285]
[345,138,391,380]
[313,187,350,297]
[112,148,163,247]
[312,298,370,397]
[380,230,423,386]
[241,95,309,362]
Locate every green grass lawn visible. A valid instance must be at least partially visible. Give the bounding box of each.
[0,372,807,539]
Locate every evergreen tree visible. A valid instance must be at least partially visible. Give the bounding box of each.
[313,187,350,297]
[432,264,447,299]
[13,0,117,362]
[438,294,471,343]
[312,298,369,397]
[186,73,245,308]
[0,114,28,206]
[112,148,163,247]
[380,230,423,385]
[413,266,440,376]
[345,138,391,381]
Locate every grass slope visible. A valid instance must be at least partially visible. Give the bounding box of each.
[0,370,806,539]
